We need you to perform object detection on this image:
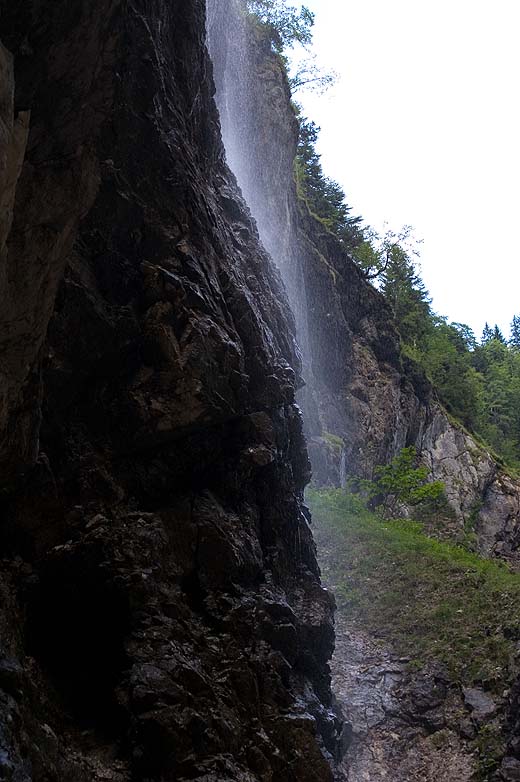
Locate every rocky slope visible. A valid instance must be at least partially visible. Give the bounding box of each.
[332,616,478,782]
[311,487,520,782]
[0,1,341,779]
[305,223,520,564]
[207,0,520,567]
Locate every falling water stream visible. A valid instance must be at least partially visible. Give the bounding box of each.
[206,0,317,427]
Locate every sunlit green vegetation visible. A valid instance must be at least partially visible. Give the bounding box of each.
[309,487,520,691]
[374,239,520,467]
[347,446,447,519]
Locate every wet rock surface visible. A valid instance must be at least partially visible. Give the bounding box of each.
[332,615,478,782]
[463,688,498,722]
[0,0,338,778]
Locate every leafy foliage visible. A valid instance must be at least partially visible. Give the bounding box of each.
[471,337,520,464]
[482,322,494,344]
[353,224,419,279]
[289,54,337,94]
[245,0,314,52]
[373,447,445,510]
[510,315,520,349]
[247,1,520,470]
[349,446,446,518]
[246,1,336,93]
[379,241,431,349]
[421,319,483,430]
[353,223,520,466]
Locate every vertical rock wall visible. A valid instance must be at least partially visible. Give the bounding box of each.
[0,0,340,779]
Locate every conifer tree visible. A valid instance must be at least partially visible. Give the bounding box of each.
[379,244,432,349]
[510,315,520,349]
[295,115,362,248]
[481,323,493,344]
[493,324,506,343]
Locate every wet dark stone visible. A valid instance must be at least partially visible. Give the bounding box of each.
[0,1,338,779]
[501,756,520,781]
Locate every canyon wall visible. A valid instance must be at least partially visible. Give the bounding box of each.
[0,1,341,779]
[207,0,520,566]
[2,0,520,778]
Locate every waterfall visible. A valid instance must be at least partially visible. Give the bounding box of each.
[206,0,317,425]
[339,447,347,489]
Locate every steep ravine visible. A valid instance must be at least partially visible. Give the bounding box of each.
[0,1,341,779]
[206,0,520,567]
[206,2,520,780]
[3,1,520,780]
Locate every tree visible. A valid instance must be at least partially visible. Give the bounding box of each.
[349,447,446,518]
[246,0,314,52]
[352,230,388,280]
[481,323,493,344]
[511,315,520,349]
[469,337,520,464]
[374,447,445,513]
[379,240,432,350]
[422,319,482,429]
[450,322,477,351]
[289,54,337,94]
[353,224,422,282]
[295,114,363,249]
[493,324,506,343]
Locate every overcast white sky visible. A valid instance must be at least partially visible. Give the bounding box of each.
[295,0,520,340]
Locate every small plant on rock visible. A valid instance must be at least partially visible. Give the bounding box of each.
[349,446,446,519]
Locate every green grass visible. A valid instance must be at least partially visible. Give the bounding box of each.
[308,488,520,691]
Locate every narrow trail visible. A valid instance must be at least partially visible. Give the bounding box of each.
[314,520,479,781]
[332,612,476,781]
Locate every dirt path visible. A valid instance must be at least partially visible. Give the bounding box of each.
[331,610,477,781]
[311,507,479,780]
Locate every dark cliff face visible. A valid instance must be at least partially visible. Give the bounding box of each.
[0,1,339,779]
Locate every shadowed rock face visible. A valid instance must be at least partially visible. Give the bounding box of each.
[0,1,339,779]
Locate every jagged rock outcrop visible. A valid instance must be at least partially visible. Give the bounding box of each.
[208,0,520,566]
[0,1,340,779]
[331,616,479,782]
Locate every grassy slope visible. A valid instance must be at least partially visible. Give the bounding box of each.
[309,488,520,692]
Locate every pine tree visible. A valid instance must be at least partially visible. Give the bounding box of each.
[510,315,520,349]
[450,322,477,351]
[493,324,506,343]
[295,115,363,249]
[380,244,432,349]
[481,323,493,344]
